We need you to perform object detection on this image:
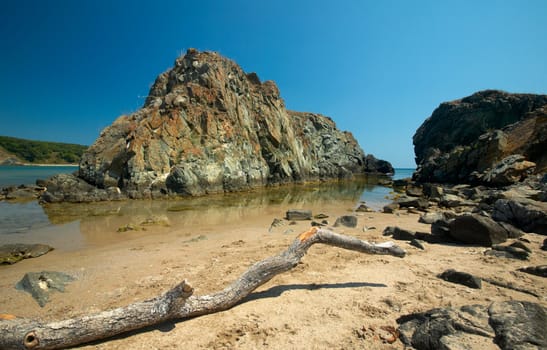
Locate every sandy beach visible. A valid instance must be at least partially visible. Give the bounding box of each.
[1,200,545,349]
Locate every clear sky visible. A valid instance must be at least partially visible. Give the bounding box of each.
[1,0,546,168]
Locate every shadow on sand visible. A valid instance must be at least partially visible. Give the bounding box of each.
[81,281,386,346]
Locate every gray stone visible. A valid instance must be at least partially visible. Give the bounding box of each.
[334,215,357,228]
[16,271,75,307]
[286,210,312,220]
[0,244,54,265]
[438,269,482,289]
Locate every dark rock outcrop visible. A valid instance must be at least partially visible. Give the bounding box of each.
[41,49,389,202]
[397,301,547,350]
[41,173,126,203]
[413,90,547,184]
[493,198,547,235]
[364,154,394,174]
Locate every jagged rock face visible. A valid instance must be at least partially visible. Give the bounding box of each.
[413,90,547,184]
[79,49,380,197]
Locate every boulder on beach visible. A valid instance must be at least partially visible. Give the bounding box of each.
[42,49,393,202]
[15,271,75,307]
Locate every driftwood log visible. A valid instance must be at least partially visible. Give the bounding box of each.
[0,227,406,350]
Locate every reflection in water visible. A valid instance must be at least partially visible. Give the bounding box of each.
[0,201,51,235]
[42,176,391,226]
[0,176,393,248]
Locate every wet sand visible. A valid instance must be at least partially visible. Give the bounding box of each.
[1,193,546,349]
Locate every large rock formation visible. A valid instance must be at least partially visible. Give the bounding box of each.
[413,90,547,184]
[44,49,390,201]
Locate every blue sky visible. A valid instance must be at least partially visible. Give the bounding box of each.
[1,1,545,167]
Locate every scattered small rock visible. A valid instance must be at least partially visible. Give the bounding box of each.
[0,243,54,265]
[438,269,482,289]
[383,226,416,240]
[16,271,75,307]
[508,240,531,253]
[183,235,207,243]
[409,239,425,250]
[396,197,430,210]
[383,203,399,214]
[517,265,547,278]
[406,185,423,197]
[355,203,373,212]
[418,211,456,224]
[314,213,329,219]
[334,215,357,228]
[489,245,530,260]
[286,209,312,220]
[117,224,140,232]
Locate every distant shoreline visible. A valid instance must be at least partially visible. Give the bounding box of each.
[0,163,79,167]
[21,163,79,167]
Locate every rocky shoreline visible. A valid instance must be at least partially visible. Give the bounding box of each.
[1,58,546,349]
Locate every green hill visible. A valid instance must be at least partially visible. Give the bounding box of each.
[0,136,88,164]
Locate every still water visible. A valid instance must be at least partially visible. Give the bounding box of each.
[0,165,78,188]
[0,169,414,247]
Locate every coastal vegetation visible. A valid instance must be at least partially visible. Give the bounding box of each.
[0,136,87,164]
